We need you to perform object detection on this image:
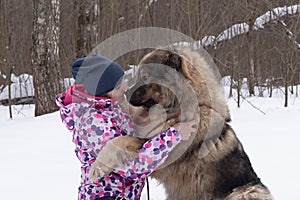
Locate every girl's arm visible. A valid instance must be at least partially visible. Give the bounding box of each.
[113,127,182,180]
[56,94,76,131]
[88,105,196,180]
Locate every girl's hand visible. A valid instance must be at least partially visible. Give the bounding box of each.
[173,120,197,141]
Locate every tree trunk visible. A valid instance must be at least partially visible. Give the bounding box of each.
[8,66,14,119]
[284,75,288,107]
[247,22,255,97]
[268,82,273,98]
[237,79,241,108]
[2,0,13,118]
[75,0,89,57]
[31,0,62,116]
[229,53,238,98]
[229,73,233,98]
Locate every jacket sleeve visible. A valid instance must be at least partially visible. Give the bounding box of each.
[57,97,116,160]
[55,94,76,131]
[115,106,136,137]
[113,127,181,180]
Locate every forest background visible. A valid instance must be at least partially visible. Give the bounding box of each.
[0,0,299,116]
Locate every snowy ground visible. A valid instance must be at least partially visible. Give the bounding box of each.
[0,88,300,200]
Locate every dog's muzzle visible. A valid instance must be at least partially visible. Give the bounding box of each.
[125,82,148,107]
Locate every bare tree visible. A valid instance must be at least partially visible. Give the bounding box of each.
[75,0,89,57]
[1,0,299,111]
[0,0,14,118]
[31,0,62,116]
[58,0,77,81]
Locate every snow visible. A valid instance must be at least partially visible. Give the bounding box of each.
[1,85,300,200]
[216,23,249,42]
[176,4,300,48]
[254,5,300,30]
[226,97,300,200]
[0,74,34,100]
[0,74,74,100]
[201,36,216,47]
[120,3,300,49]
[171,4,300,49]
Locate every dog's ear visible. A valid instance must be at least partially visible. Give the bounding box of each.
[165,52,182,71]
[166,52,194,80]
[181,57,193,80]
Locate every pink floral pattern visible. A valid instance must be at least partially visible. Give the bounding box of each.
[56,85,181,200]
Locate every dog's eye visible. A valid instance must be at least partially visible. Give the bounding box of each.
[141,75,149,82]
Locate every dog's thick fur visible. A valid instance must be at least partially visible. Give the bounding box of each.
[91,47,273,200]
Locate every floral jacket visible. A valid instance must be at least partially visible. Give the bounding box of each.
[55,85,181,200]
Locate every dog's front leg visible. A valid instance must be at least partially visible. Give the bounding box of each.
[89,136,145,181]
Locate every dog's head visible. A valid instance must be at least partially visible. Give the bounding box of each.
[125,47,201,143]
[126,46,230,131]
[126,47,231,165]
[126,48,197,118]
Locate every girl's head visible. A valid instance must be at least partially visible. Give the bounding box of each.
[71,55,126,98]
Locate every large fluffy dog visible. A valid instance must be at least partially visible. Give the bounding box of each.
[91,47,273,200]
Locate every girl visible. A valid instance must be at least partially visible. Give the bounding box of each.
[56,55,196,200]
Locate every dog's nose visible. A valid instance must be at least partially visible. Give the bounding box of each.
[143,99,157,108]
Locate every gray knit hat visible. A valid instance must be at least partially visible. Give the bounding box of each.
[70,55,124,96]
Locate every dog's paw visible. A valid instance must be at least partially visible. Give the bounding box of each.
[117,147,139,164]
[100,136,145,168]
[89,160,112,181]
